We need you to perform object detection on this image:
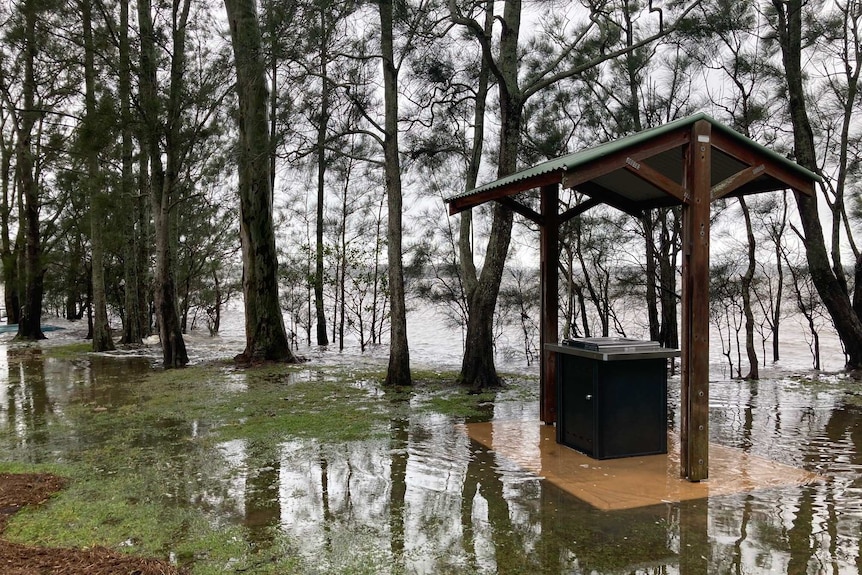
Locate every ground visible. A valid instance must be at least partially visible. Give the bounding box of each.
[0,473,186,575]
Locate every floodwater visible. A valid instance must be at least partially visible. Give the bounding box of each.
[1,309,862,573]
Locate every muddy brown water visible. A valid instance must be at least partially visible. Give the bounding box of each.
[0,318,860,573]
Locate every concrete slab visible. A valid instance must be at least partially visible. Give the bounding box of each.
[462,420,821,511]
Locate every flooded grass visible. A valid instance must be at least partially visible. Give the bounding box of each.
[2,347,862,573]
[0,352,540,573]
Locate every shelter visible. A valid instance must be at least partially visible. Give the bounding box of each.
[445,113,819,482]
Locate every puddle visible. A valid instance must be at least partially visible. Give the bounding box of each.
[0,330,861,573]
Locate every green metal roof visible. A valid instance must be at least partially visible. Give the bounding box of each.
[444,112,820,214]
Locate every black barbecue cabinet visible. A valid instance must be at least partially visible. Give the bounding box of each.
[548,338,680,460]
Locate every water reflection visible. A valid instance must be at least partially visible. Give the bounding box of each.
[1,349,51,455]
[5,349,862,573]
[209,382,862,574]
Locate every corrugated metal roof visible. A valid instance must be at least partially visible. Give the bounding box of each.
[444,112,820,208]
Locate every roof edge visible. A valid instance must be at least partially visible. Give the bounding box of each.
[444,112,822,206]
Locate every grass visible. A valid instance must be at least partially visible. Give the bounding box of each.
[43,342,93,359]
[0,352,537,573]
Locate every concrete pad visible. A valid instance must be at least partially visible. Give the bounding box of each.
[462,420,821,511]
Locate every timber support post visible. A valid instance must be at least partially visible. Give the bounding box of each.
[540,184,559,425]
[680,120,711,481]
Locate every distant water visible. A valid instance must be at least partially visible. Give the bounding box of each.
[2,299,847,378]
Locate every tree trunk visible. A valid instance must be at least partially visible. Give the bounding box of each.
[658,208,679,349]
[773,253,782,363]
[152,193,187,366]
[314,7,329,347]
[225,0,296,363]
[16,0,44,341]
[82,0,114,351]
[138,0,187,367]
[460,202,513,389]
[457,1,493,309]
[0,127,19,325]
[768,193,788,363]
[459,0,523,389]
[64,244,81,320]
[120,0,145,345]
[738,197,758,379]
[379,0,411,386]
[772,0,862,368]
[642,213,661,341]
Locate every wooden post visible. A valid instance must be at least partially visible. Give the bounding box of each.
[680,120,711,481]
[540,184,559,425]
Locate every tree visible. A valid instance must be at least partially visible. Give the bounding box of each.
[561,207,630,338]
[0,0,79,340]
[769,0,862,367]
[5,0,47,340]
[784,248,827,370]
[137,0,188,366]
[176,194,239,334]
[378,0,411,385]
[710,257,745,378]
[81,0,114,351]
[117,0,149,345]
[0,105,20,324]
[686,0,783,379]
[736,197,759,379]
[752,193,789,362]
[225,0,297,363]
[298,0,358,347]
[497,268,540,365]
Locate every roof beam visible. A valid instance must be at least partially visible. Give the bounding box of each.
[624,157,687,203]
[497,196,542,224]
[560,197,602,224]
[446,171,563,215]
[711,164,765,200]
[710,130,815,196]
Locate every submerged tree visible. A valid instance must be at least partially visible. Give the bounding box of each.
[769,0,862,367]
[377,0,411,385]
[225,0,297,363]
[137,0,188,366]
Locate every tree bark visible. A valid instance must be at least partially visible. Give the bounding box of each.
[15,0,44,341]
[379,0,411,385]
[458,0,523,389]
[119,0,145,345]
[738,197,758,379]
[642,213,661,341]
[657,209,679,349]
[82,0,114,352]
[457,1,493,308]
[314,7,330,347]
[138,0,188,367]
[0,122,19,325]
[772,0,862,368]
[225,0,296,363]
